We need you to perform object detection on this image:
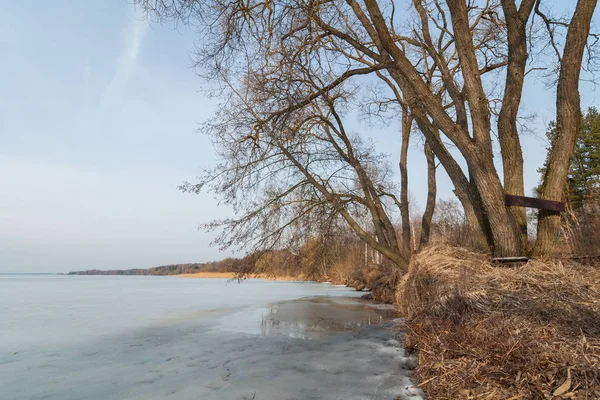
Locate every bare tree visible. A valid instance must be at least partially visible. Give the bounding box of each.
[399,102,413,256]
[498,0,536,245]
[140,0,598,259]
[182,75,410,269]
[534,0,599,255]
[419,140,437,250]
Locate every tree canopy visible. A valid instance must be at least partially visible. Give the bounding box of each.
[138,0,599,267]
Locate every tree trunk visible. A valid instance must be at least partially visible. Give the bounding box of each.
[400,105,413,256]
[534,0,598,256]
[414,118,494,249]
[498,0,536,248]
[468,149,525,257]
[419,140,436,250]
[465,166,491,250]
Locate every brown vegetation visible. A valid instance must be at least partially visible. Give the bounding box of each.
[180,272,320,281]
[398,245,600,399]
[178,272,238,279]
[236,235,403,296]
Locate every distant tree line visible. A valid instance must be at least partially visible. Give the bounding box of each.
[69,260,239,276]
[68,264,205,276]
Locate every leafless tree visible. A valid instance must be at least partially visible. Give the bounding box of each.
[534,0,599,255]
[419,140,437,250]
[140,0,598,260]
[181,75,410,268]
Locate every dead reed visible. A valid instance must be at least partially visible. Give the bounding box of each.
[398,245,600,399]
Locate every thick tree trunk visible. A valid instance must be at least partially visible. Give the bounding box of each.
[414,118,494,249]
[534,0,598,256]
[419,140,436,250]
[400,106,413,256]
[469,149,525,257]
[465,166,491,250]
[410,103,522,257]
[498,0,536,248]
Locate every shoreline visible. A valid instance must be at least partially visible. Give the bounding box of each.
[178,272,315,281]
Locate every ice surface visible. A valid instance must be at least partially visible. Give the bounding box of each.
[1,276,424,400]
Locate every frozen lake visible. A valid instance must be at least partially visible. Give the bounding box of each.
[0,275,423,399]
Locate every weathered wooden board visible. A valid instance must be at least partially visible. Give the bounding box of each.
[504,194,565,212]
[491,257,529,263]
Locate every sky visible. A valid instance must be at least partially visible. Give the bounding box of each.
[0,1,598,273]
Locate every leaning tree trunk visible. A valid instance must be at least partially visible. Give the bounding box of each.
[468,148,525,257]
[534,0,598,256]
[414,118,494,250]
[444,0,525,257]
[419,140,436,250]
[465,166,492,250]
[400,105,413,256]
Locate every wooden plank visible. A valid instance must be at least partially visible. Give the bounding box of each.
[504,194,565,212]
[491,257,529,263]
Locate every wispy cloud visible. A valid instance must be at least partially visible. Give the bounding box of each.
[87,8,148,137]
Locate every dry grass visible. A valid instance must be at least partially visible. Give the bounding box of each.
[364,263,403,303]
[178,272,239,279]
[398,245,600,399]
[252,274,311,281]
[178,272,310,281]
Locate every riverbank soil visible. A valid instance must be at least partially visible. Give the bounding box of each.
[398,245,600,399]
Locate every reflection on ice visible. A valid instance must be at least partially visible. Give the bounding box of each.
[256,296,398,339]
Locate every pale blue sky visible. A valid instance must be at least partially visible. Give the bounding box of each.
[0,1,597,272]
